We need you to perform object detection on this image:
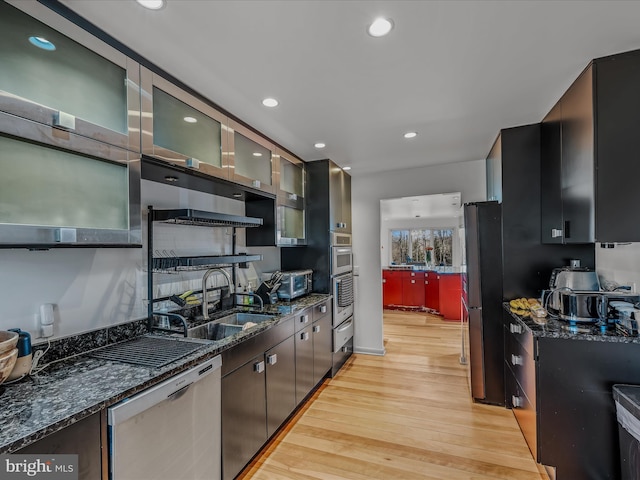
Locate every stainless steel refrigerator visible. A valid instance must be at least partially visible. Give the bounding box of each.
[464,201,505,405]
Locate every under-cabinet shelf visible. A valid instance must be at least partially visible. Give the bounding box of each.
[151,208,263,228]
[152,254,263,272]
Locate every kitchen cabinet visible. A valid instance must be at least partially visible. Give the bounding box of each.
[382,270,403,307]
[438,274,462,320]
[425,271,440,311]
[228,119,276,195]
[329,162,352,233]
[222,353,267,480]
[485,136,502,202]
[312,300,333,384]
[295,324,315,404]
[0,1,140,152]
[505,312,640,479]
[275,150,306,245]
[16,412,105,480]
[541,50,640,243]
[402,271,425,307]
[141,68,230,181]
[265,335,296,438]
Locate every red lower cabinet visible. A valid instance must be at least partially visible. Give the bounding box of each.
[425,271,440,311]
[402,272,425,306]
[438,273,462,320]
[382,270,403,307]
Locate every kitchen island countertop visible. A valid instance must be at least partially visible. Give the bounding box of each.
[0,294,330,453]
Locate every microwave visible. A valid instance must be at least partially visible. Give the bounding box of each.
[264,270,313,300]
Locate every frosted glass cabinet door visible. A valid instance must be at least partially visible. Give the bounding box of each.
[276,150,305,209]
[228,120,276,194]
[141,68,229,180]
[0,2,140,152]
[278,206,305,245]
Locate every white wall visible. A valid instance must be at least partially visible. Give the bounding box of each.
[596,243,640,291]
[352,159,486,356]
[0,179,274,343]
[380,216,462,268]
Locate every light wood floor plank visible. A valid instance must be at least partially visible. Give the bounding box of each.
[238,310,549,480]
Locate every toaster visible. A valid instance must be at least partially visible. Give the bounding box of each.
[546,267,601,313]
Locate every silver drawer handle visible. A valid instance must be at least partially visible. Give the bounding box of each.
[512,395,523,408]
[266,354,277,365]
[319,305,327,314]
[337,319,353,332]
[510,323,523,334]
[511,354,523,366]
[300,314,309,323]
[254,361,265,373]
[301,332,309,341]
[313,325,320,333]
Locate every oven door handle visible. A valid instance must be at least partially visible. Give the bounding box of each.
[336,319,353,332]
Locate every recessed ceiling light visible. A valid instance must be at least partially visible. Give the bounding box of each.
[164,175,178,182]
[342,166,352,171]
[136,0,165,10]
[233,193,243,198]
[28,36,56,51]
[262,98,279,107]
[404,131,418,139]
[368,17,394,37]
[252,152,263,157]
[183,116,197,123]
[314,143,326,149]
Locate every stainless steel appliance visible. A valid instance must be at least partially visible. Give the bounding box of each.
[331,245,353,276]
[333,272,354,325]
[464,202,505,405]
[264,270,312,300]
[557,291,606,322]
[108,356,222,480]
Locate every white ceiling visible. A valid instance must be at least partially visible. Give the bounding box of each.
[59,0,640,176]
[381,192,462,221]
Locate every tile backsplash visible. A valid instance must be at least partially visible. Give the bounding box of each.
[596,242,640,292]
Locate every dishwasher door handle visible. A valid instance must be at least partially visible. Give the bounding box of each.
[167,382,193,401]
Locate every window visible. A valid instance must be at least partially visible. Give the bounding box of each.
[390,228,453,265]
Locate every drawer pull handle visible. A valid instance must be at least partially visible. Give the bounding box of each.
[319,305,327,314]
[301,332,309,341]
[300,315,309,323]
[510,323,523,334]
[511,354,523,366]
[254,361,265,373]
[266,354,277,365]
[313,325,320,333]
[512,395,523,408]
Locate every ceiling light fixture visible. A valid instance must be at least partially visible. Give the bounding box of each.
[404,131,418,139]
[136,0,165,10]
[252,152,263,157]
[262,98,279,107]
[28,36,56,51]
[232,193,243,198]
[183,116,197,123]
[368,17,394,37]
[164,175,178,182]
[342,166,352,171]
[314,142,326,149]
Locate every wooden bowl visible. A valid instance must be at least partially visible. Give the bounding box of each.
[0,331,18,355]
[0,348,18,385]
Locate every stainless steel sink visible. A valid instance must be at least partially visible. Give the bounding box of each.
[187,313,274,341]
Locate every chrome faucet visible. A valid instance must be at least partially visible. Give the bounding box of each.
[236,292,264,311]
[152,312,189,337]
[202,267,232,320]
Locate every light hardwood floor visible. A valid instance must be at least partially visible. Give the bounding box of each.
[239,310,549,480]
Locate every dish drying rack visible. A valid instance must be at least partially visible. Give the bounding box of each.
[147,206,263,332]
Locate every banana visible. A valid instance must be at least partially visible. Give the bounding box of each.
[179,290,194,300]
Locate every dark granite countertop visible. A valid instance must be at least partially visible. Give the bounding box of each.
[0,294,330,453]
[503,302,640,343]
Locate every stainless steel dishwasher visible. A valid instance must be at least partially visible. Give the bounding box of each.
[108,355,222,480]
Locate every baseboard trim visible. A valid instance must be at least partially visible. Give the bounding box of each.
[354,346,386,356]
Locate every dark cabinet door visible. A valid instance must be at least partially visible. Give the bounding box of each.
[295,325,314,404]
[17,412,104,480]
[541,101,564,244]
[560,65,595,243]
[222,356,267,480]
[313,315,333,384]
[329,164,351,233]
[265,336,296,438]
[595,53,640,242]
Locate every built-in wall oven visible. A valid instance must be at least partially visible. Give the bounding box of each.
[331,232,354,375]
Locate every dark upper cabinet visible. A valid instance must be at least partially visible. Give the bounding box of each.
[542,50,640,243]
[329,163,352,234]
[485,137,502,202]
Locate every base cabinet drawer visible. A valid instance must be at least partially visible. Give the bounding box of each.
[506,367,538,461]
